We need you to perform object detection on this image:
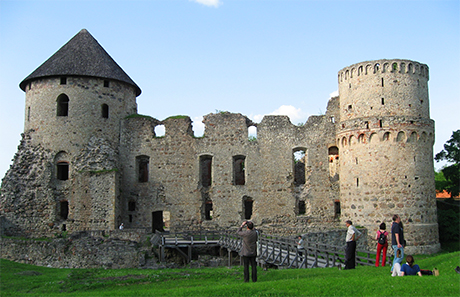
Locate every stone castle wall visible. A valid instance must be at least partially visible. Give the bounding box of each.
[0,57,440,255]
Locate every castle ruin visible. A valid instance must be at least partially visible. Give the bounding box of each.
[0,29,440,254]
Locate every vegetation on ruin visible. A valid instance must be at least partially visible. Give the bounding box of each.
[1,252,459,296]
[124,114,155,120]
[165,115,189,120]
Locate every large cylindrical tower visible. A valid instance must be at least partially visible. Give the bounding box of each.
[0,29,141,236]
[337,59,439,254]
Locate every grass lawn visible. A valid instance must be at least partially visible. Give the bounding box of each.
[1,251,459,296]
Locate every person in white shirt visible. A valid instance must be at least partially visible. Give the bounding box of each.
[344,220,362,269]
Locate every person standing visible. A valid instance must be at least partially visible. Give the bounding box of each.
[297,235,305,260]
[375,222,388,267]
[237,221,258,282]
[344,220,362,269]
[391,214,404,272]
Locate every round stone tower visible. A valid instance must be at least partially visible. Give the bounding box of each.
[5,29,142,234]
[19,29,140,153]
[337,59,439,254]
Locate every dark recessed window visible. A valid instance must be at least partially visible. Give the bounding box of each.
[60,77,67,85]
[104,80,110,88]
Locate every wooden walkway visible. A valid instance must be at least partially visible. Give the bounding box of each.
[154,230,389,268]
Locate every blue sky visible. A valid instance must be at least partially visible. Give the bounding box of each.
[0,0,459,178]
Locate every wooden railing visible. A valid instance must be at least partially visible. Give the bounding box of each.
[155,230,390,268]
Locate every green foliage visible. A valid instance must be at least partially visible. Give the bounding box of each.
[435,130,460,197]
[248,136,257,142]
[124,114,154,120]
[1,252,459,296]
[435,170,449,192]
[437,198,460,243]
[165,115,189,120]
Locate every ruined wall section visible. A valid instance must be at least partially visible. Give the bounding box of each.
[119,116,200,230]
[337,59,439,254]
[197,113,258,228]
[118,111,340,234]
[0,132,55,237]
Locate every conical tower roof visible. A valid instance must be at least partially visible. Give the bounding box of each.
[20,29,141,96]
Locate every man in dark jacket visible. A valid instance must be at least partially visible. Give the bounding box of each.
[237,220,258,282]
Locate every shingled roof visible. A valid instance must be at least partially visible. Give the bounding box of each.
[20,29,141,96]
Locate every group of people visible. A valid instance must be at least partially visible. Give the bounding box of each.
[237,214,423,283]
[374,214,405,269]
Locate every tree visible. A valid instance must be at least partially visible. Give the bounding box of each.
[435,130,460,197]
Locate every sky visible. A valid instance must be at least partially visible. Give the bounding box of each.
[0,0,459,179]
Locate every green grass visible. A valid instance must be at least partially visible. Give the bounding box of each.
[1,252,459,296]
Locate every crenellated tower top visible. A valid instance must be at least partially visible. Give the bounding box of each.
[338,59,430,123]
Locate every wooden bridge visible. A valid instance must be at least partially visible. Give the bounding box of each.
[153,230,390,268]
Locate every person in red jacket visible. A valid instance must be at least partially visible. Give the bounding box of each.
[375,222,388,267]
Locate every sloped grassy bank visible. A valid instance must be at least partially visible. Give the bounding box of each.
[1,252,459,296]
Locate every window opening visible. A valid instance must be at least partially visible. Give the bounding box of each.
[154,125,165,137]
[381,98,385,105]
[104,80,110,88]
[129,214,133,223]
[57,162,69,180]
[298,200,306,215]
[56,94,69,116]
[128,200,136,211]
[101,104,109,118]
[62,224,67,231]
[356,178,359,187]
[60,77,67,85]
[60,200,69,220]
[136,155,149,183]
[248,125,257,141]
[243,197,253,220]
[233,155,246,185]
[27,107,30,121]
[293,149,306,185]
[152,211,165,232]
[205,201,213,220]
[200,155,212,187]
[334,200,341,218]
[381,78,384,87]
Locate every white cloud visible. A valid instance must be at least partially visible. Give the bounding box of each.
[329,90,339,98]
[251,105,307,124]
[191,0,222,7]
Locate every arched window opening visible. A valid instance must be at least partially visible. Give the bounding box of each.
[396,131,406,142]
[199,155,212,187]
[248,125,257,141]
[358,134,365,143]
[60,200,69,220]
[328,146,339,178]
[407,132,417,143]
[293,148,306,185]
[57,162,69,180]
[101,104,109,118]
[233,155,246,185]
[56,94,69,116]
[136,155,149,183]
[243,197,253,220]
[383,132,390,141]
[205,201,213,220]
[128,200,136,212]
